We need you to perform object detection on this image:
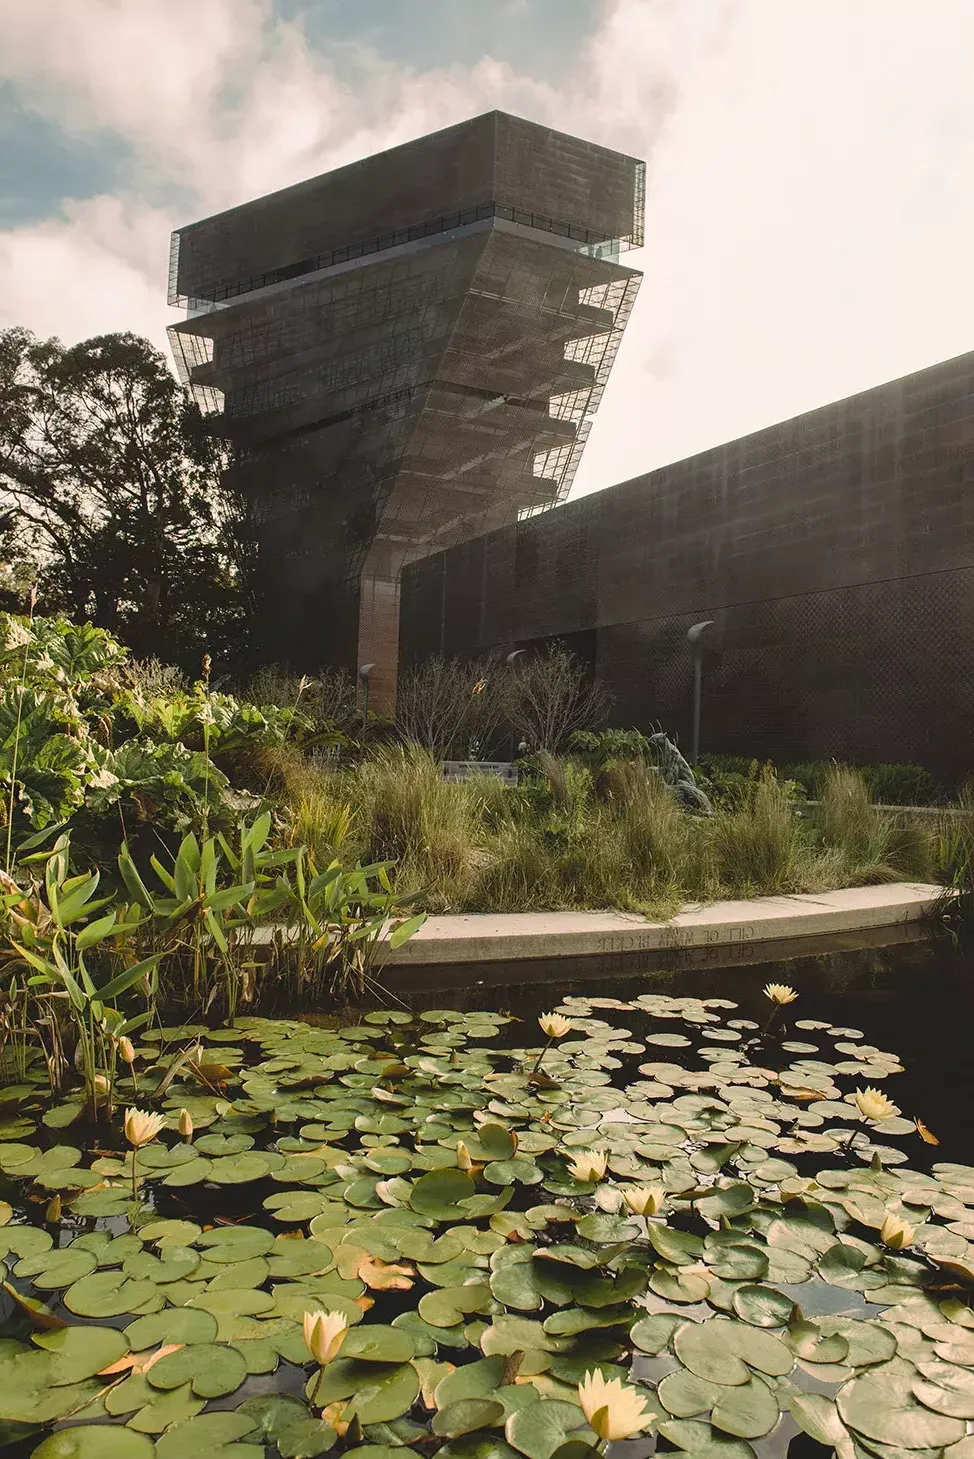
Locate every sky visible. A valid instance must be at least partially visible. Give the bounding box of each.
[2,0,974,498]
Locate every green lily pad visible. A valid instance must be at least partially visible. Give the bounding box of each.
[64,1271,156,1318]
[33,1324,129,1381]
[505,1400,587,1459]
[15,1246,98,1289]
[146,1342,248,1398]
[658,1368,725,1416]
[308,1358,419,1423]
[129,1382,209,1433]
[731,1285,796,1328]
[410,1168,476,1217]
[155,1411,263,1459]
[711,1375,780,1439]
[276,1417,338,1458]
[341,1325,415,1363]
[434,1399,507,1438]
[420,1285,492,1328]
[837,1363,967,1447]
[32,1429,156,1458]
[674,1321,750,1386]
[0,1345,101,1423]
[125,1307,218,1349]
[631,1313,682,1354]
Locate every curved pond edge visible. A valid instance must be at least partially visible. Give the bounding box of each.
[380,881,948,969]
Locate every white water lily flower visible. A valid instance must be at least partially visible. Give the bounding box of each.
[620,1184,666,1216]
[880,1212,916,1250]
[303,1310,348,1365]
[578,1369,656,1440]
[123,1107,166,1148]
[538,1013,572,1039]
[567,1149,608,1183]
[763,983,798,1005]
[854,1086,899,1122]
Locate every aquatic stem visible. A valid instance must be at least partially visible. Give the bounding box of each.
[531,1036,554,1076]
[5,585,37,874]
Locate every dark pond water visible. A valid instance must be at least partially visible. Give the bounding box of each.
[2,926,973,1459]
[389,929,974,1167]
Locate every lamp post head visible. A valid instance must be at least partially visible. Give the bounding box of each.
[358,663,375,683]
[506,650,525,666]
[687,620,715,654]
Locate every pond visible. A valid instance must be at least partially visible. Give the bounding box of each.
[1,930,973,1459]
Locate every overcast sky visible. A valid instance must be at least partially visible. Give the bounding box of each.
[2,0,973,498]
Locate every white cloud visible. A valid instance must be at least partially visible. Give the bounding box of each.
[570,0,974,491]
[2,0,974,500]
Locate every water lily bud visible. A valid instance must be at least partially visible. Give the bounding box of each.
[763,983,798,1005]
[303,1309,348,1365]
[880,1212,916,1250]
[93,1073,111,1096]
[578,1370,656,1441]
[118,1037,136,1064]
[46,1194,62,1224]
[854,1086,899,1122]
[538,1013,572,1039]
[567,1149,608,1183]
[124,1106,166,1148]
[178,1108,194,1141]
[621,1184,666,1216]
[456,1140,473,1172]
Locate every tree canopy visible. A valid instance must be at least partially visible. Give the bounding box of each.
[0,328,250,670]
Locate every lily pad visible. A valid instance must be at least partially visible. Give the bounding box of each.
[32,1430,157,1458]
[505,1400,587,1459]
[147,1342,248,1398]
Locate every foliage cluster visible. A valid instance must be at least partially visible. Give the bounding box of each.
[0,329,250,670]
[271,747,937,916]
[0,612,327,853]
[703,753,945,807]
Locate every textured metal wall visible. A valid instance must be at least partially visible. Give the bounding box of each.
[400,350,974,779]
[168,112,644,706]
[171,112,643,307]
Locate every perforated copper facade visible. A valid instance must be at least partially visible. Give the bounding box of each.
[401,350,974,781]
[167,112,644,705]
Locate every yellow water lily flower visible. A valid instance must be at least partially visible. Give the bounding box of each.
[538,1013,572,1039]
[124,1107,166,1148]
[567,1149,608,1183]
[620,1184,666,1216]
[880,1212,916,1250]
[578,1369,656,1441]
[763,983,798,1005]
[303,1310,348,1365]
[854,1087,899,1123]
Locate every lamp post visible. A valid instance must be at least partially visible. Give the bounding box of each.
[686,621,714,766]
[358,663,375,724]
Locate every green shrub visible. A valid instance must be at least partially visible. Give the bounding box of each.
[858,762,943,806]
[352,745,482,911]
[567,727,654,766]
[705,771,802,894]
[816,766,934,884]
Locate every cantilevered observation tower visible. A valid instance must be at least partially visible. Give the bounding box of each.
[168,112,644,708]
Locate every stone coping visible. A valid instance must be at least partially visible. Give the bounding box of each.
[380,882,947,967]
